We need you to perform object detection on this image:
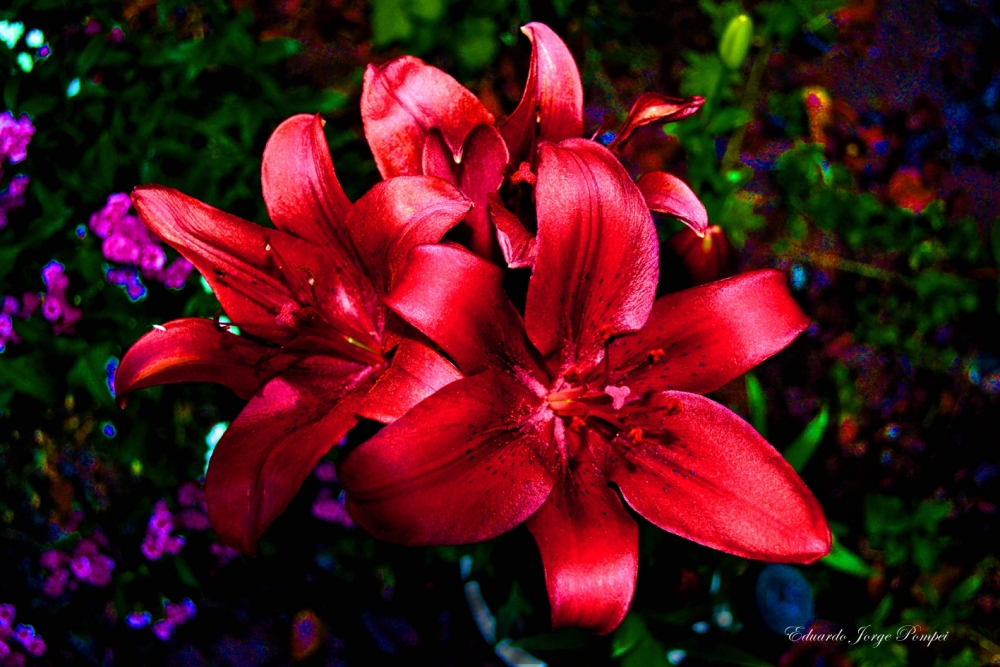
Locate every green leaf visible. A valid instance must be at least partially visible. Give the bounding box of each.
[0,245,21,283]
[744,372,768,438]
[821,536,875,577]
[372,0,414,47]
[707,106,752,134]
[611,614,647,658]
[0,353,55,403]
[782,405,829,471]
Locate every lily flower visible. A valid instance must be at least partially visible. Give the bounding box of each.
[360,22,708,263]
[339,139,830,634]
[115,114,471,552]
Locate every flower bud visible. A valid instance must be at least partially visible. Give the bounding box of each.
[719,14,754,70]
[668,224,730,285]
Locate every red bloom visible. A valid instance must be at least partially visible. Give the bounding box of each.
[115,114,471,552]
[340,139,830,634]
[360,23,708,262]
[669,224,732,285]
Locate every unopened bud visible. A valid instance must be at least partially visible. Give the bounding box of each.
[719,14,754,70]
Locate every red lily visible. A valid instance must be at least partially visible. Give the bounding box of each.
[669,224,732,286]
[115,114,471,552]
[340,138,830,634]
[360,22,709,262]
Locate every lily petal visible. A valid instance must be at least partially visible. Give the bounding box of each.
[526,429,638,635]
[527,139,658,369]
[606,392,831,563]
[344,176,471,295]
[115,318,288,400]
[340,369,555,545]
[609,269,809,395]
[261,114,353,246]
[423,124,509,258]
[501,23,584,166]
[490,195,537,269]
[132,186,379,348]
[637,171,709,237]
[607,93,705,153]
[362,56,495,179]
[384,244,542,379]
[358,332,463,423]
[205,359,376,552]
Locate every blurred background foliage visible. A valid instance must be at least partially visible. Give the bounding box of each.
[0,0,998,665]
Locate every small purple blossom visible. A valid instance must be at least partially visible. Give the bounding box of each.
[311,488,354,528]
[210,542,240,566]
[151,620,173,641]
[314,461,338,484]
[0,174,29,230]
[107,26,125,44]
[125,612,151,629]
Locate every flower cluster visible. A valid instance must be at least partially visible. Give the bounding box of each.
[173,481,210,531]
[89,193,193,299]
[126,598,196,641]
[0,112,34,167]
[40,533,115,597]
[0,604,46,665]
[140,500,185,560]
[40,261,81,334]
[115,22,830,634]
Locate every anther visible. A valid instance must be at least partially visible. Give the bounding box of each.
[627,428,643,444]
[297,266,317,286]
[569,416,587,433]
[648,348,665,363]
[263,236,272,252]
[599,325,615,344]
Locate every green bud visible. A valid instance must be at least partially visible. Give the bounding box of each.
[719,14,753,70]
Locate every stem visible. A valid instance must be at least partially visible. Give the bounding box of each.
[721,40,772,172]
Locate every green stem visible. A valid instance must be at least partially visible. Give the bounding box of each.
[721,40,772,172]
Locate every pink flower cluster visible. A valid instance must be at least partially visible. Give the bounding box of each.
[40,261,81,334]
[173,481,211,532]
[140,500,185,560]
[40,533,115,597]
[310,461,354,528]
[0,603,46,666]
[125,598,196,642]
[0,174,28,230]
[0,112,34,166]
[89,193,193,299]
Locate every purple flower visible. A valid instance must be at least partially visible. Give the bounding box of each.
[164,599,196,625]
[139,244,166,273]
[151,620,173,641]
[1,297,16,315]
[314,461,338,484]
[142,500,185,560]
[40,297,61,323]
[108,26,125,44]
[25,637,45,658]
[69,555,92,580]
[125,612,151,629]
[103,234,140,265]
[0,640,9,660]
[13,625,34,646]
[311,488,354,528]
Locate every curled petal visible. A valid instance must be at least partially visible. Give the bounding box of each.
[423,125,509,258]
[206,360,376,552]
[637,171,708,237]
[132,186,379,349]
[527,429,638,635]
[607,93,705,153]
[384,245,543,379]
[609,269,809,395]
[116,318,288,400]
[358,332,463,423]
[501,23,584,166]
[527,139,657,369]
[261,114,353,246]
[668,224,731,286]
[606,392,831,563]
[344,176,471,295]
[490,196,537,269]
[362,56,495,179]
[341,369,555,545]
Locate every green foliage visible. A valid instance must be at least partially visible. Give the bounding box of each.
[782,404,829,471]
[370,0,532,73]
[864,496,951,571]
